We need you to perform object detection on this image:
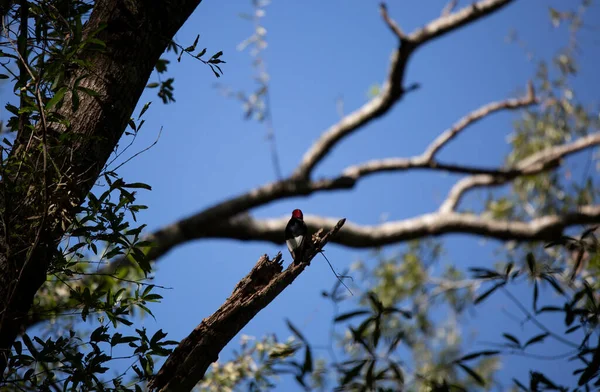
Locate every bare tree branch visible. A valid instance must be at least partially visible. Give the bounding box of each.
[147,219,346,392]
[197,205,600,247]
[380,3,407,40]
[422,81,536,161]
[409,0,515,44]
[294,0,515,179]
[439,132,600,212]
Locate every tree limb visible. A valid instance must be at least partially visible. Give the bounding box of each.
[147,219,346,392]
[196,205,600,247]
[293,0,515,179]
[439,132,600,212]
[422,82,536,161]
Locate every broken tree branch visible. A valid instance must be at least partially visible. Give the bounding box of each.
[147,219,346,392]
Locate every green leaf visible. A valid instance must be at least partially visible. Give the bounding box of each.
[71,89,80,111]
[456,350,500,362]
[286,319,307,344]
[565,325,581,334]
[90,326,109,342]
[533,280,539,312]
[124,182,152,190]
[143,294,162,302]
[387,331,404,355]
[137,303,155,319]
[74,16,83,43]
[365,359,375,388]
[269,345,298,358]
[372,318,381,348]
[13,340,22,355]
[458,363,485,386]
[524,332,549,348]
[340,360,368,386]
[367,292,383,313]
[542,275,565,296]
[86,37,106,48]
[513,378,528,391]
[474,281,505,305]
[577,336,600,385]
[302,346,312,375]
[184,34,200,52]
[388,361,404,385]
[0,74,9,79]
[46,87,68,110]
[138,101,152,119]
[526,252,536,275]
[146,83,159,88]
[334,310,370,322]
[502,333,521,347]
[77,86,99,97]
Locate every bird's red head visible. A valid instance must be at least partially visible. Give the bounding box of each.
[292,209,303,219]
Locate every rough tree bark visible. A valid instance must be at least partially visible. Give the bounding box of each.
[0,0,205,377]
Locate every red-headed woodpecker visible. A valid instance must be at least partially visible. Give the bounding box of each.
[285,209,307,263]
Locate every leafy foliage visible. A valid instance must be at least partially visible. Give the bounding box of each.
[0,1,205,389]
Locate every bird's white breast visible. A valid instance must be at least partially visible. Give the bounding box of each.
[286,235,304,252]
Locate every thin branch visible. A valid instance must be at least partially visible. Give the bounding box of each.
[441,0,459,17]
[110,126,162,172]
[422,81,536,161]
[294,0,515,179]
[501,286,579,349]
[147,219,346,392]
[380,3,406,40]
[439,132,600,212]
[408,0,515,44]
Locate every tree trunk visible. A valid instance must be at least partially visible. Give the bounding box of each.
[0,0,203,377]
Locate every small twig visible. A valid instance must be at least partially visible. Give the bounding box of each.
[110,127,162,172]
[318,250,353,295]
[501,286,579,349]
[65,271,173,290]
[379,3,406,40]
[441,0,458,16]
[422,82,537,162]
[263,89,283,181]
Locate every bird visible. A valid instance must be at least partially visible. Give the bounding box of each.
[285,209,307,263]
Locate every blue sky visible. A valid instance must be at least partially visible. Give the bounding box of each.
[3,0,599,389]
[107,0,600,389]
